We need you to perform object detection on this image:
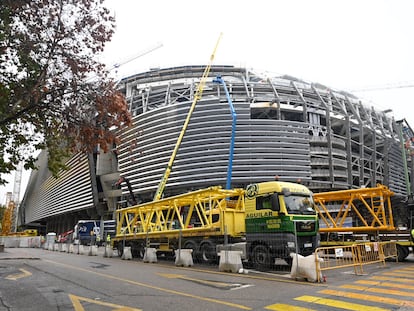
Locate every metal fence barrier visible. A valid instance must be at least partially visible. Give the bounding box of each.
[315,241,398,282]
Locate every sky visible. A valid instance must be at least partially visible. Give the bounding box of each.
[1,0,414,204]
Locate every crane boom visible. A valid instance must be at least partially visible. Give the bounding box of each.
[153,33,223,201]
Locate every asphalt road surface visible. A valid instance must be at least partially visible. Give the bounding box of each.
[1,247,414,310]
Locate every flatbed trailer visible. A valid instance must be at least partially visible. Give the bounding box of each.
[113,181,319,267]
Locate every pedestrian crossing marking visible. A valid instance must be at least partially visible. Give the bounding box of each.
[295,295,389,311]
[381,272,414,278]
[356,279,414,290]
[341,284,414,297]
[319,289,414,308]
[264,303,317,311]
[371,275,414,283]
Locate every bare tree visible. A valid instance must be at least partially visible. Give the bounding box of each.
[0,0,131,184]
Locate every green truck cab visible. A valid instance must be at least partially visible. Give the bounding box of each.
[244,181,319,267]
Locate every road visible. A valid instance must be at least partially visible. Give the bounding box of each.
[1,247,414,310]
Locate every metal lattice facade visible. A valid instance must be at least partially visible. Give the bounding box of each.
[116,65,407,200]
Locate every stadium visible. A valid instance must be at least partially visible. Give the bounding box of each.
[20,65,414,233]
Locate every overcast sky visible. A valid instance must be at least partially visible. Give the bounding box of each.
[2,0,413,204]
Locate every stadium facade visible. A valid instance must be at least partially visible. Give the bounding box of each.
[21,65,414,234]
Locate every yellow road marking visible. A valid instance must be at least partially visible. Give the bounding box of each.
[355,280,414,291]
[295,295,389,311]
[265,303,317,311]
[157,273,239,288]
[69,294,141,311]
[341,284,414,297]
[381,272,414,278]
[319,289,414,308]
[44,260,251,310]
[5,268,32,281]
[371,276,414,284]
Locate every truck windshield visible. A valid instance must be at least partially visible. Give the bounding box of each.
[284,195,316,215]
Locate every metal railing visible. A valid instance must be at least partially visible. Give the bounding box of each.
[315,241,398,282]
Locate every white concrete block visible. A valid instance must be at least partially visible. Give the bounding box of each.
[79,245,88,255]
[88,245,98,256]
[290,253,323,282]
[104,246,113,258]
[143,247,157,263]
[121,246,132,260]
[218,250,243,273]
[174,249,193,267]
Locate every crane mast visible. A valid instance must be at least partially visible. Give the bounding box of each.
[153,33,223,201]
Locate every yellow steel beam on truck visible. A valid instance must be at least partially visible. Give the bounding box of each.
[153,33,223,201]
[314,184,396,233]
[116,186,245,238]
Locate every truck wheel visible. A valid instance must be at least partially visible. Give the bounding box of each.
[252,245,270,269]
[200,240,217,264]
[183,240,198,259]
[396,244,409,261]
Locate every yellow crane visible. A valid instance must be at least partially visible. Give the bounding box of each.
[153,33,223,201]
[314,184,395,233]
[1,195,15,235]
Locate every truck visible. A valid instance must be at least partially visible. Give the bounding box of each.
[112,180,319,269]
[73,220,101,245]
[313,184,414,261]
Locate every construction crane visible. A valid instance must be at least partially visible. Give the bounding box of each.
[314,184,395,233]
[212,75,237,190]
[153,33,223,201]
[1,192,15,235]
[109,42,163,73]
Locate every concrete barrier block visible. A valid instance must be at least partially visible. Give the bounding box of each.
[121,246,132,260]
[88,245,98,256]
[175,249,193,267]
[143,247,157,263]
[79,245,88,255]
[69,244,74,253]
[54,243,59,251]
[219,250,243,273]
[61,244,67,252]
[104,246,113,258]
[19,237,29,248]
[290,253,323,282]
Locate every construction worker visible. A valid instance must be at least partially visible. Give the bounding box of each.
[106,234,111,246]
[411,228,414,240]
